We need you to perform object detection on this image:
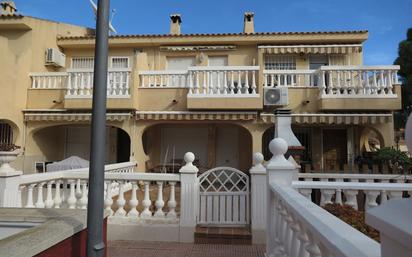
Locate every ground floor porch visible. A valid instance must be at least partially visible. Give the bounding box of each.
[3,110,396,174]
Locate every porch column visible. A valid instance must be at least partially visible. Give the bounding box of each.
[243,123,271,154]
[250,152,267,244]
[179,152,199,242]
[132,122,149,171]
[0,163,22,207]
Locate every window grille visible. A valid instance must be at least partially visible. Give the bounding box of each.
[265,55,296,86]
[71,57,94,69]
[0,123,13,144]
[264,55,296,70]
[111,57,129,68]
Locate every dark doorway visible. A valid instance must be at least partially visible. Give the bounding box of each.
[117,129,130,162]
[323,129,347,170]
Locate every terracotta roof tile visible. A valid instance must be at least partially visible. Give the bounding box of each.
[57,30,368,40]
[0,14,24,19]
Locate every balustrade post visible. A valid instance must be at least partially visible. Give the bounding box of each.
[0,168,23,207]
[166,182,177,219]
[45,181,54,208]
[35,183,45,208]
[250,152,267,244]
[179,152,199,243]
[366,199,412,257]
[127,181,139,217]
[266,138,298,257]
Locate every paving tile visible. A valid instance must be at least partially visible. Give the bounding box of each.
[108,241,265,257]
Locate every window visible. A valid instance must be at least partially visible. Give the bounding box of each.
[166,57,195,87]
[329,55,349,66]
[71,57,94,69]
[265,55,296,86]
[264,55,296,70]
[111,57,129,68]
[71,57,130,69]
[0,123,13,144]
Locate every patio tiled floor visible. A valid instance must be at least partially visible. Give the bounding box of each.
[108,241,265,257]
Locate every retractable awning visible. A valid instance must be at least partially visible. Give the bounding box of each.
[260,113,392,125]
[23,110,132,122]
[258,44,362,54]
[135,111,257,121]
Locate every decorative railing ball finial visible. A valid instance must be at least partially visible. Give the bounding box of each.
[253,152,264,166]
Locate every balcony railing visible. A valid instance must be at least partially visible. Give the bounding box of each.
[138,66,260,97]
[263,65,400,98]
[139,70,189,88]
[29,68,132,98]
[187,66,259,97]
[319,65,399,98]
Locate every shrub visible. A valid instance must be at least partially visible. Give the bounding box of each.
[323,203,380,242]
[0,143,20,152]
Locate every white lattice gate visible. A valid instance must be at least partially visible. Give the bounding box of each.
[197,167,250,226]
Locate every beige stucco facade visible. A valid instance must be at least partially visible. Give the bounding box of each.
[0,11,402,174]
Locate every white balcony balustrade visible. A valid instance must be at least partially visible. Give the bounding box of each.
[263,65,400,99]
[187,66,259,97]
[30,72,69,89]
[66,69,131,98]
[139,70,189,88]
[263,70,317,87]
[138,66,260,97]
[29,69,131,98]
[319,65,400,98]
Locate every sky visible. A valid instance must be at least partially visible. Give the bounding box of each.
[15,0,411,65]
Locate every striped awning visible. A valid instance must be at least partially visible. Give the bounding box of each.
[24,111,132,122]
[260,113,392,125]
[258,44,362,54]
[135,111,257,121]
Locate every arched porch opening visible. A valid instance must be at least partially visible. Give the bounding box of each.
[32,124,131,166]
[142,123,252,173]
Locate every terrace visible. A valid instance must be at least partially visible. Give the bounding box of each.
[0,138,411,256]
[27,64,401,111]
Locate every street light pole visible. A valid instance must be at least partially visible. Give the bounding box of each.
[86,0,110,256]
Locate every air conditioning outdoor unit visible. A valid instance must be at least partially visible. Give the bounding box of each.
[45,48,66,67]
[264,87,288,106]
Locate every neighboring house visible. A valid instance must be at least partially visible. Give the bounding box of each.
[0,2,401,174]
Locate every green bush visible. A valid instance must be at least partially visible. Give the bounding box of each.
[324,204,380,242]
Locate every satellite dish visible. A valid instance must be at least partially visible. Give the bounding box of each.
[88,0,117,34]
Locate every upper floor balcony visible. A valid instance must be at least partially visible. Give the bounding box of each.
[27,64,401,111]
[28,68,132,109]
[139,66,261,110]
[262,65,401,111]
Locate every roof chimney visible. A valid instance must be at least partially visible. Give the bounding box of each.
[243,12,255,34]
[170,14,182,35]
[0,1,17,15]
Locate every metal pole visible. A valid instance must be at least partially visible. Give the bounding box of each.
[86,0,110,256]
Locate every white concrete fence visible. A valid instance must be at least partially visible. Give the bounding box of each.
[263,65,400,98]
[250,138,412,257]
[1,141,411,254]
[29,68,132,98]
[138,66,260,97]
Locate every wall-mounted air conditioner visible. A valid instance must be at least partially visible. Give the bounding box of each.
[264,87,288,106]
[45,48,66,67]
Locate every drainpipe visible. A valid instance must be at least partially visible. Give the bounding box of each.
[86,0,110,257]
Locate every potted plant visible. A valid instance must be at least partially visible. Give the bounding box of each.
[0,143,21,173]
